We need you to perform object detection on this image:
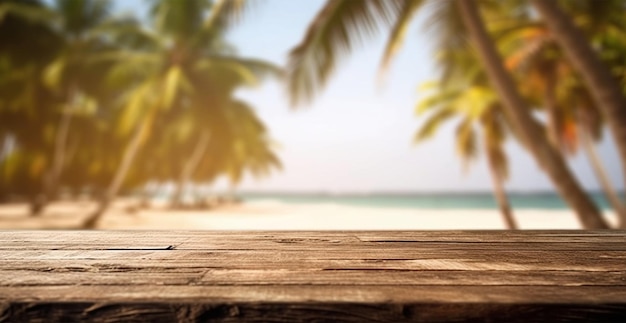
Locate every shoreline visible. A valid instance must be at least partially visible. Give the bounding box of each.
[0,199,618,230]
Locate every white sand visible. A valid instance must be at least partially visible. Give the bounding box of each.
[0,198,618,230]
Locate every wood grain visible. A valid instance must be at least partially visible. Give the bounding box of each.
[0,230,625,322]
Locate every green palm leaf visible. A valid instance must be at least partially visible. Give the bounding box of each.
[414,106,455,143]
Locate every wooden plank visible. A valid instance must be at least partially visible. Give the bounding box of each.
[1,230,625,250]
[2,269,624,287]
[0,229,621,244]
[2,259,626,274]
[3,248,626,260]
[2,249,625,271]
[2,238,626,251]
[0,270,203,286]
[198,269,626,286]
[3,285,626,303]
[0,230,625,322]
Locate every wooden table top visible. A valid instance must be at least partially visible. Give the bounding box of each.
[1,230,625,322]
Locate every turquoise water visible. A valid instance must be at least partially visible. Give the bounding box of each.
[240,192,622,210]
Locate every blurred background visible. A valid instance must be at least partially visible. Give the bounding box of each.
[0,0,624,230]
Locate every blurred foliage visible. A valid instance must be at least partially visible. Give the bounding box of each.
[286,0,626,228]
[0,0,281,208]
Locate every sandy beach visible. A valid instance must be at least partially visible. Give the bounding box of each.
[0,199,618,230]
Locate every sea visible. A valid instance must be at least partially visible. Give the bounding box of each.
[238,192,622,211]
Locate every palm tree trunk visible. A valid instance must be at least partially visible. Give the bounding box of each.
[32,110,73,216]
[138,183,155,209]
[65,137,79,167]
[170,130,211,208]
[581,127,626,228]
[484,141,517,230]
[544,71,563,152]
[0,137,8,161]
[82,120,147,228]
[531,0,626,189]
[457,0,608,229]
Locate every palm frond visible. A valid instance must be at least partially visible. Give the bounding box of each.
[501,26,551,72]
[0,1,57,24]
[101,51,161,89]
[195,56,279,92]
[415,89,459,115]
[424,0,470,82]
[204,56,283,80]
[414,106,455,143]
[149,0,210,41]
[457,86,496,119]
[161,66,191,110]
[42,57,67,91]
[116,80,155,135]
[378,0,425,80]
[93,18,163,51]
[575,88,603,141]
[455,118,477,165]
[287,0,404,106]
[55,0,112,37]
[205,0,259,30]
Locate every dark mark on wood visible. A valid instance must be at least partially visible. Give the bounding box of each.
[102,245,176,251]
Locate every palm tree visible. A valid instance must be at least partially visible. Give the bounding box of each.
[220,100,282,190]
[0,147,47,202]
[415,82,517,229]
[457,0,607,229]
[191,99,282,201]
[167,96,281,208]
[0,0,64,210]
[57,106,122,199]
[501,25,566,152]
[578,105,626,229]
[166,46,281,207]
[81,0,280,228]
[286,0,609,228]
[531,0,626,189]
[503,22,626,228]
[1,0,120,214]
[572,88,626,228]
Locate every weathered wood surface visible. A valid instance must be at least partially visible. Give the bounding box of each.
[0,230,625,322]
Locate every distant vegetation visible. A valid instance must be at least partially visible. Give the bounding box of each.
[0,0,281,227]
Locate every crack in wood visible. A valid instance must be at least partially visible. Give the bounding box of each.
[102,245,176,251]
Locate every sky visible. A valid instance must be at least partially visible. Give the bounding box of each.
[113,0,623,193]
